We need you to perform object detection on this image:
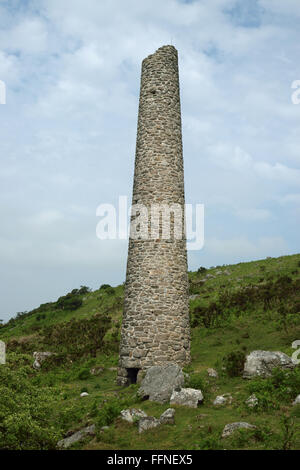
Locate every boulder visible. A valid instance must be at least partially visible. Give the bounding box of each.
[222,422,256,438]
[57,425,95,449]
[159,408,175,425]
[170,388,203,408]
[33,351,53,370]
[245,394,259,408]
[120,408,147,423]
[213,394,232,406]
[138,364,185,404]
[243,350,295,378]
[292,395,300,406]
[207,368,218,378]
[138,417,160,433]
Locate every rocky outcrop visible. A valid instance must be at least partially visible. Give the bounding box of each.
[138,364,185,404]
[243,350,295,378]
[170,388,203,408]
[138,417,160,433]
[159,408,175,425]
[213,394,232,406]
[57,425,95,449]
[33,351,53,370]
[245,394,259,408]
[222,422,256,438]
[120,408,147,423]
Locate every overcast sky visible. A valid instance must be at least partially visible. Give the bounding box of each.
[0,0,299,322]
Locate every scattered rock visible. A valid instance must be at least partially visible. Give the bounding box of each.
[224,269,231,275]
[138,417,160,433]
[120,408,147,423]
[138,364,185,404]
[207,368,218,378]
[108,367,117,371]
[205,274,215,280]
[170,388,203,408]
[292,395,300,406]
[57,425,95,449]
[159,408,175,425]
[90,366,104,376]
[243,350,295,378]
[222,422,256,438]
[213,394,232,406]
[80,392,89,397]
[245,394,258,408]
[33,351,53,370]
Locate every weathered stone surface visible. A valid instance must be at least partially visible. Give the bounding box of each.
[138,364,185,403]
[243,350,295,378]
[57,425,95,449]
[33,351,53,370]
[120,408,147,423]
[207,368,218,378]
[138,417,160,433]
[213,394,232,406]
[117,45,190,386]
[90,366,104,376]
[170,388,203,408]
[245,394,259,408]
[222,422,256,438]
[159,408,175,425]
[292,395,300,406]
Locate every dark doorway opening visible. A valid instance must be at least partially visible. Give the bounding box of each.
[126,368,139,384]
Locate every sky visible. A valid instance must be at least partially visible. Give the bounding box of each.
[0,0,299,322]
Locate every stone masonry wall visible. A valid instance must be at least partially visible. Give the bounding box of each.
[117,45,190,386]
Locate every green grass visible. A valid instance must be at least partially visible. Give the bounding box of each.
[1,253,300,450]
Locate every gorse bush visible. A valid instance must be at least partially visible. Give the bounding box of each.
[0,364,61,449]
[223,350,246,377]
[247,367,300,411]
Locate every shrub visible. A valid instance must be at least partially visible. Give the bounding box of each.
[223,350,245,377]
[77,368,90,380]
[0,365,61,449]
[186,373,205,391]
[197,267,207,274]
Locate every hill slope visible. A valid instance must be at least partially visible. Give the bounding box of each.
[0,253,300,450]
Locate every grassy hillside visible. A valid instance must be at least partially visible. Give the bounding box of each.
[1,253,300,450]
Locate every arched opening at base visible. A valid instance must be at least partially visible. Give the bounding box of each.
[126,368,140,384]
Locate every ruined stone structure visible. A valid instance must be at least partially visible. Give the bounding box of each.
[117,45,190,386]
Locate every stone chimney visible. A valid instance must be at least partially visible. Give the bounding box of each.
[117,45,190,386]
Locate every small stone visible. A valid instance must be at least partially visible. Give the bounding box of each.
[245,394,259,408]
[57,425,95,449]
[213,394,232,406]
[80,392,89,397]
[170,388,203,408]
[292,395,300,406]
[222,422,256,438]
[207,368,218,378]
[159,408,175,425]
[120,408,147,423]
[138,416,160,433]
[90,366,104,376]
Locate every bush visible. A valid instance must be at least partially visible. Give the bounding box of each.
[223,350,245,377]
[197,267,207,274]
[77,368,90,380]
[0,365,61,449]
[186,373,205,391]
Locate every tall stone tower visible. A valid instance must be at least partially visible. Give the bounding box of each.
[117,45,190,386]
